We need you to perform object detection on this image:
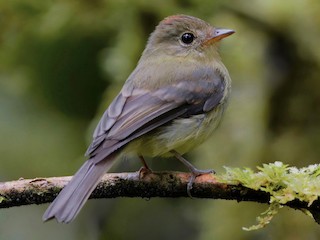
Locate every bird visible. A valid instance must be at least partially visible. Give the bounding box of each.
[43,14,234,223]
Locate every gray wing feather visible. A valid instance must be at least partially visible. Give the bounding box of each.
[85,83,135,157]
[87,67,225,160]
[43,66,225,223]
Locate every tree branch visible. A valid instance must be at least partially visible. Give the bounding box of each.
[2,161,320,230]
[0,171,319,215]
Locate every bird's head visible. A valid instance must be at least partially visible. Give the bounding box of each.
[143,15,234,60]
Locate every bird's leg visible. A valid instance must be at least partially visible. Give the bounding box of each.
[139,155,151,170]
[138,155,152,178]
[170,150,214,197]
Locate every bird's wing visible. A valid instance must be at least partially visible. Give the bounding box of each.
[86,67,226,163]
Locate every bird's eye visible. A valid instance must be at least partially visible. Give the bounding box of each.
[181,32,195,44]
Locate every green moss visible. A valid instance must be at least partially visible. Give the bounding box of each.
[0,196,6,203]
[219,162,320,230]
[242,203,282,231]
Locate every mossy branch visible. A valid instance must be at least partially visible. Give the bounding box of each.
[0,162,319,230]
[0,171,269,207]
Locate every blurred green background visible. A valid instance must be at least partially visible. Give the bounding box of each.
[1,0,320,239]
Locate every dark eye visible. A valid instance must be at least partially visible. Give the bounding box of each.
[181,32,195,44]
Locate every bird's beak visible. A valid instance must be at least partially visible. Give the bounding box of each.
[203,28,235,46]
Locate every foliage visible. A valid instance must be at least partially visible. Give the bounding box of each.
[220,162,320,230]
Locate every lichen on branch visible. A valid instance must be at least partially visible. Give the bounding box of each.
[219,162,320,229]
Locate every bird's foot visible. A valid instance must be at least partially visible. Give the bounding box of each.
[170,150,215,197]
[187,168,215,198]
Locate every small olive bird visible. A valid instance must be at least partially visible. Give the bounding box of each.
[43,14,234,223]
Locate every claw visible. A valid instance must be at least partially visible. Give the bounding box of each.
[138,166,152,179]
[170,150,215,197]
[187,174,196,197]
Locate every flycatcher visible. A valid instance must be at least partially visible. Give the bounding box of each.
[43,14,234,223]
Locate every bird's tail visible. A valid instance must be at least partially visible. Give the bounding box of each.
[42,156,116,223]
